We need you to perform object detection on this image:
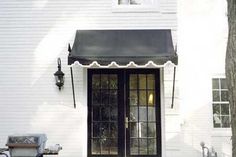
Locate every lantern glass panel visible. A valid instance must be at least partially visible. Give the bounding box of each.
[55,75,60,83]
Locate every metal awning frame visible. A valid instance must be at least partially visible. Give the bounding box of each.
[68,37,177,109]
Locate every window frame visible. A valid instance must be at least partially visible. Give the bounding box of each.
[212,77,231,129]
[112,0,160,13]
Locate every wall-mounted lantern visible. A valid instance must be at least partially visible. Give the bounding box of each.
[54,58,64,90]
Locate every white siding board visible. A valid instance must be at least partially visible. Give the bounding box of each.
[0,0,177,157]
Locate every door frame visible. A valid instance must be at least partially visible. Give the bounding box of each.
[125,69,161,157]
[87,69,161,157]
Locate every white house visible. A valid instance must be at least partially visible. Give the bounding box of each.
[0,0,230,157]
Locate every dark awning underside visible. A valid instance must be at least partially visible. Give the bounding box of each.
[68,30,178,66]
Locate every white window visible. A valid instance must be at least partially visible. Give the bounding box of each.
[212,78,230,128]
[112,0,159,12]
[118,0,155,5]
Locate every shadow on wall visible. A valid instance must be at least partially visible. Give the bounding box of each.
[165,129,202,157]
[222,153,231,157]
[0,0,89,153]
[0,0,142,156]
[180,103,231,157]
[0,57,87,157]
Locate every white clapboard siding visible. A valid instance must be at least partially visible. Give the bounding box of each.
[0,0,177,157]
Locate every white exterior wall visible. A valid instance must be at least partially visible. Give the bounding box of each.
[0,0,178,157]
[0,0,231,157]
[178,0,231,156]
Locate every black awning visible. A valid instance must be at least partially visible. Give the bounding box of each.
[68,30,178,66]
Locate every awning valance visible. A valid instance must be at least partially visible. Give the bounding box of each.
[68,30,178,66]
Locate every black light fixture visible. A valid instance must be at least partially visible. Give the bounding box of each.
[54,58,64,90]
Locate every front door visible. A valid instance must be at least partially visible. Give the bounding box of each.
[88,69,161,157]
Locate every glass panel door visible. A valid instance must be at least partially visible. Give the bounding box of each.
[89,72,119,156]
[126,71,160,157]
[88,69,160,157]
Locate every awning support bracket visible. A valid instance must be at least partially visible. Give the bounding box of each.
[69,43,76,109]
[171,66,176,109]
[70,67,76,109]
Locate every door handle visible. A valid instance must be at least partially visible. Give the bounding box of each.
[125,117,129,129]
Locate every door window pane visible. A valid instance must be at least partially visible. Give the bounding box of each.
[139,107,147,121]
[100,123,109,138]
[101,75,109,89]
[148,123,156,137]
[101,107,109,121]
[139,139,148,154]
[92,91,101,105]
[92,139,100,154]
[101,139,110,154]
[101,90,109,105]
[93,123,100,137]
[147,74,155,89]
[130,91,138,106]
[130,106,138,121]
[148,107,156,121]
[110,90,118,105]
[139,90,147,105]
[110,123,118,138]
[130,74,138,89]
[110,75,118,89]
[130,138,139,155]
[130,122,138,137]
[110,106,118,120]
[93,106,100,121]
[140,122,147,137]
[110,139,118,154]
[92,75,100,89]
[148,139,156,154]
[139,74,146,89]
[148,90,155,106]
